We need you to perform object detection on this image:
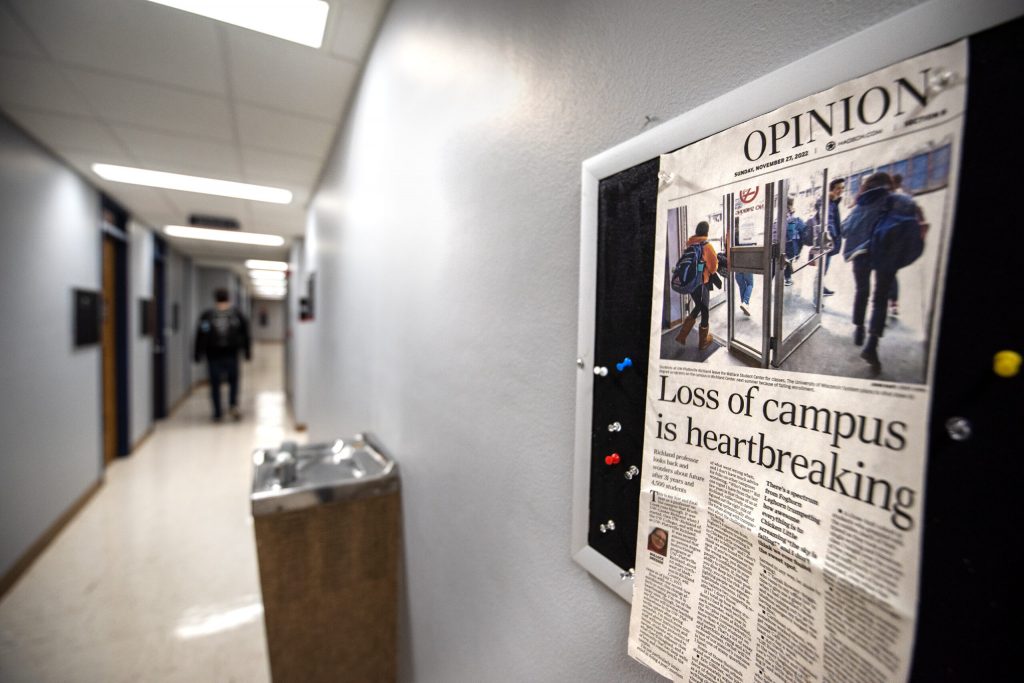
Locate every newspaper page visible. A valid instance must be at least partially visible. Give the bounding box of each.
[627,41,967,682]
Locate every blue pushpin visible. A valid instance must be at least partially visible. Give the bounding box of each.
[616,357,633,372]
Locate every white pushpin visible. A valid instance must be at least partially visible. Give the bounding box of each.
[608,421,622,432]
[593,366,608,377]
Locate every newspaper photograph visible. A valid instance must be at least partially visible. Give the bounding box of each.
[628,41,967,682]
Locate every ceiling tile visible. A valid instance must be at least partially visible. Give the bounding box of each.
[66,68,234,142]
[244,203,308,234]
[236,104,335,157]
[166,237,290,262]
[226,28,358,120]
[0,56,94,115]
[90,180,179,223]
[7,0,226,95]
[111,125,242,179]
[60,148,136,177]
[0,4,45,58]
[328,0,390,62]
[241,148,321,188]
[4,107,125,156]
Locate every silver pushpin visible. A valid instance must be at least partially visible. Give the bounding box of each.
[945,416,972,442]
[608,421,622,432]
[624,465,639,480]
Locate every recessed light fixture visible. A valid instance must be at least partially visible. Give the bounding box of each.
[164,225,285,246]
[145,0,329,48]
[92,164,292,204]
[250,270,287,281]
[245,260,289,271]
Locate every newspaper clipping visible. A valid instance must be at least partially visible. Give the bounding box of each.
[628,42,967,682]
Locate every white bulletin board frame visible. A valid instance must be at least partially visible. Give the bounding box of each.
[571,0,1023,602]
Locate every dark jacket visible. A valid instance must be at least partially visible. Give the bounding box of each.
[841,187,889,261]
[841,187,921,264]
[827,196,842,256]
[194,307,251,362]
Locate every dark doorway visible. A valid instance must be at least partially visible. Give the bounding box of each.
[100,196,130,460]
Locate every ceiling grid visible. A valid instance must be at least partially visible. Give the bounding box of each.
[0,0,391,260]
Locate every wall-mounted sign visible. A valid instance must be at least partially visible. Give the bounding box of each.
[73,288,101,347]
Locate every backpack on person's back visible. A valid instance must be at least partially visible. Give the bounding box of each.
[670,243,706,295]
[208,309,244,350]
[870,194,926,272]
[785,215,806,259]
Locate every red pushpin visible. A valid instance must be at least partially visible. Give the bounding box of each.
[605,453,621,465]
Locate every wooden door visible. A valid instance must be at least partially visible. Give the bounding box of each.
[102,237,118,464]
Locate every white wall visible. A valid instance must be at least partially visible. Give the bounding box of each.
[128,221,153,446]
[0,116,103,577]
[252,299,285,342]
[298,0,941,680]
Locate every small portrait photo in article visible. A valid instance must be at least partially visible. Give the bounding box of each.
[647,527,669,556]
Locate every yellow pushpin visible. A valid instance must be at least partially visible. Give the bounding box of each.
[993,350,1022,378]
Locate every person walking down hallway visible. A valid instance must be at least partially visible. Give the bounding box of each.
[841,172,923,373]
[194,288,251,421]
[674,221,719,351]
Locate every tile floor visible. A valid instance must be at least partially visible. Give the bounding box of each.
[0,342,305,682]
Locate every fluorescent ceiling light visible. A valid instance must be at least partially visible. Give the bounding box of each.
[146,0,329,48]
[92,164,292,204]
[250,270,286,281]
[164,225,285,246]
[245,260,289,271]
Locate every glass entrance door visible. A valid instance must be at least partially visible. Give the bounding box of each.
[726,182,773,367]
[771,173,827,367]
[725,176,827,368]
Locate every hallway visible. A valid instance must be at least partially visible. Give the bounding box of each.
[0,343,303,682]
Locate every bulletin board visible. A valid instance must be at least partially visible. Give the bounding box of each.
[571,3,1021,677]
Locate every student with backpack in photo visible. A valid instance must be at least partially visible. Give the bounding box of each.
[841,172,925,373]
[783,197,806,286]
[885,173,929,320]
[671,221,719,350]
[194,288,252,422]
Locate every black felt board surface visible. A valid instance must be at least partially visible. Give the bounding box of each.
[908,18,1021,681]
[588,158,659,570]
